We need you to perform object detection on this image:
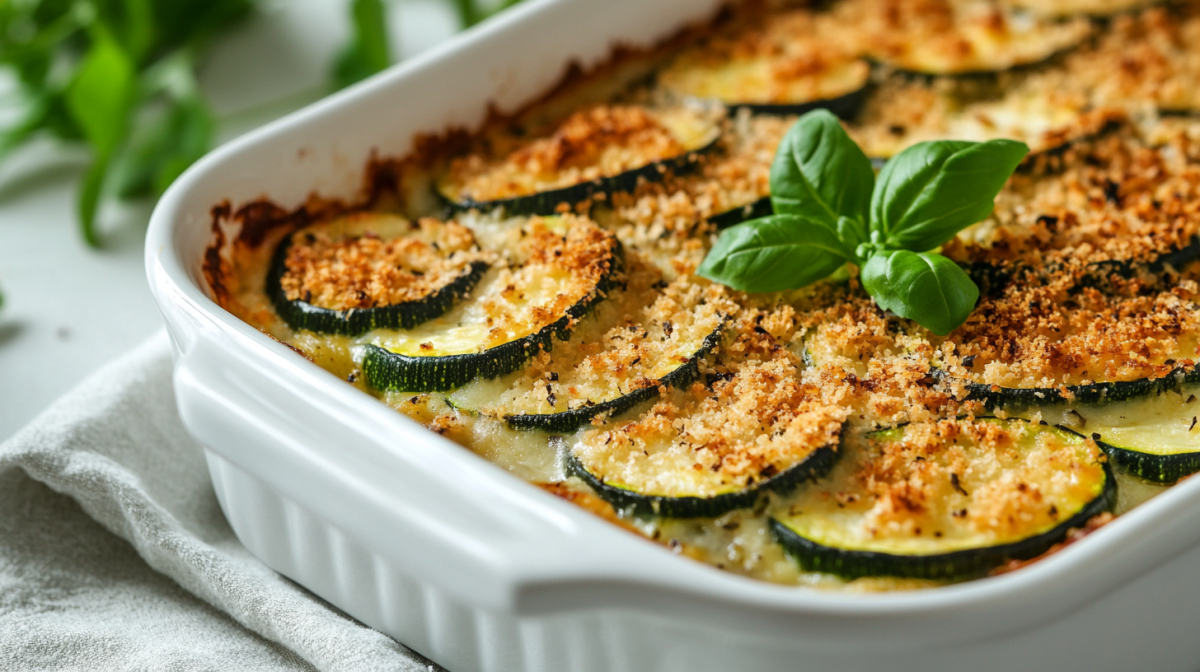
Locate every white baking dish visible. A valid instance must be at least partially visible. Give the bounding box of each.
[146,1,1200,670]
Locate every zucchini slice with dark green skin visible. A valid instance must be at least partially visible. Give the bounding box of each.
[932,282,1200,409]
[708,195,773,230]
[436,105,723,217]
[448,280,732,433]
[567,445,837,519]
[604,114,787,234]
[943,362,1200,409]
[857,5,1091,76]
[947,119,1200,295]
[1053,388,1200,483]
[729,87,870,119]
[771,418,1116,580]
[958,235,1200,298]
[658,51,870,119]
[268,214,488,336]
[568,322,848,518]
[363,215,622,393]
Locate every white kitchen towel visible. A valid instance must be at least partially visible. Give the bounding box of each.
[0,330,441,672]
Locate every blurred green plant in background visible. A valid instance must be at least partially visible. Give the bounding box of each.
[334,0,525,89]
[0,0,254,246]
[0,0,527,252]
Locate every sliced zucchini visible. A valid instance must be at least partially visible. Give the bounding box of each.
[844,0,1093,75]
[1050,389,1200,483]
[936,285,1200,408]
[851,69,1093,161]
[449,277,732,433]
[949,233,1200,299]
[437,105,723,216]
[363,215,621,392]
[657,13,871,118]
[943,121,1200,290]
[771,418,1115,580]
[709,196,773,230]
[568,322,848,518]
[267,213,488,336]
[607,114,788,234]
[1002,0,1159,17]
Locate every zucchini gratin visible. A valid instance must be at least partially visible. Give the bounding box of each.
[210,0,1200,591]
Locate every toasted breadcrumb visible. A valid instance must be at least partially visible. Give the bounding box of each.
[575,309,848,496]
[476,215,620,347]
[944,122,1200,270]
[939,273,1200,388]
[442,105,716,202]
[280,215,484,311]
[855,419,1105,543]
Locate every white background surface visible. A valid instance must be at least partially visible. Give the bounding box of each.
[0,0,458,440]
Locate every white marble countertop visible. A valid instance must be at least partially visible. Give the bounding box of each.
[0,0,457,439]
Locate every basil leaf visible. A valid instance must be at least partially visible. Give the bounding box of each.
[837,215,867,256]
[770,109,874,229]
[870,139,1028,252]
[334,0,391,89]
[698,214,850,293]
[860,250,979,337]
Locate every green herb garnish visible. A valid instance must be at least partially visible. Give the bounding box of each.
[0,0,255,247]
[698,110,1028,336]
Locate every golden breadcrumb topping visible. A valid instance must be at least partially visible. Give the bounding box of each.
[658,7,869,105]
[798,293,961,426]
[280,214,484,311]
[1063,5,1200,112]
[938,274,1200,389]
[830,0,1092,75]
[850,71,1113,159]
[574,309,848,496]
[611,112,790,233]
[368,214,619,356]
[781,418,1107,550]
[472,215,619,348]
[441,105,717,203]
[944,123,1200,270]
[465,258,736,417]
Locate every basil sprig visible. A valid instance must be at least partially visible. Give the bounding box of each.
[698,110,1028,336]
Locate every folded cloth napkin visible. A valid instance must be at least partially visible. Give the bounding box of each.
[0,331,441,672]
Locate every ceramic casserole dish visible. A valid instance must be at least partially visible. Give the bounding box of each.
[146,0,1200,670]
